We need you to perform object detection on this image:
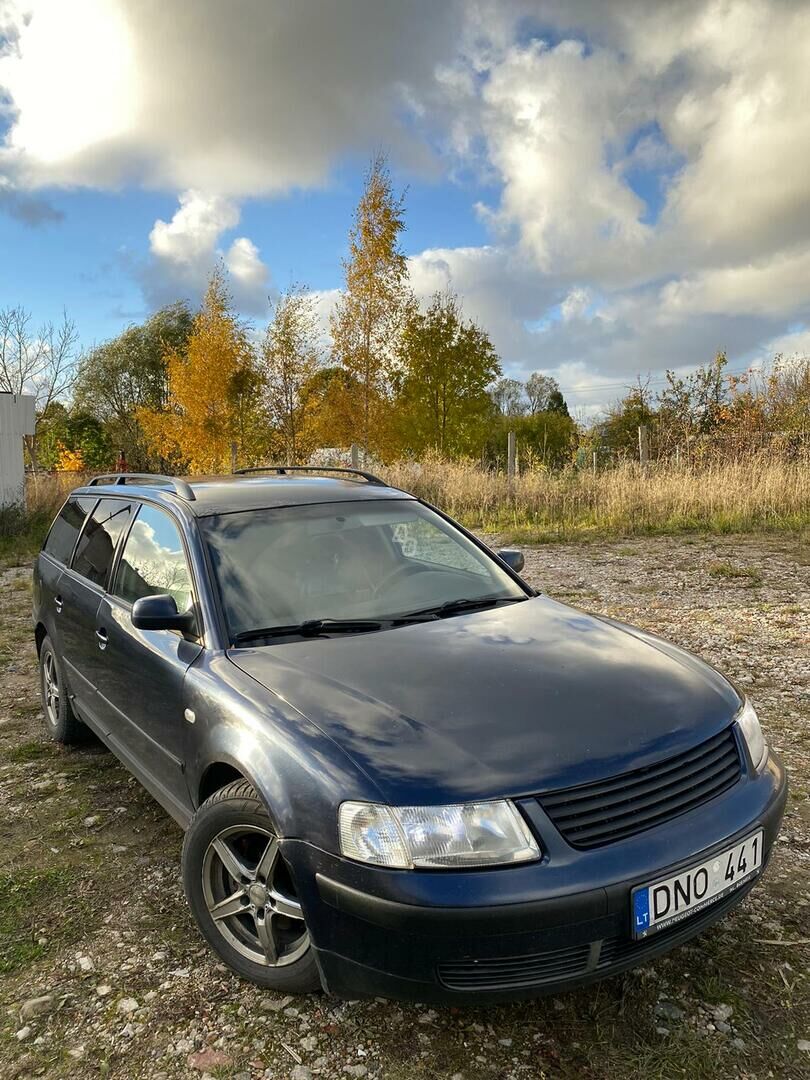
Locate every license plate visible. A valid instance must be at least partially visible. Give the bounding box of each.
[631,830,763,939]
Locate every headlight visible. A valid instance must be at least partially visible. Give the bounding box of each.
[338,800,541,869]
[736,698,767,771]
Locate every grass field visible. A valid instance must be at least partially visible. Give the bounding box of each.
[0,533,807,1079]
[384,455,810,542]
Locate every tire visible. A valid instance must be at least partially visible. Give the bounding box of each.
[182,780,321,993]
[39,635,89,745]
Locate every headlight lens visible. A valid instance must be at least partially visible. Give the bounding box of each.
[338,800,540,869]
[736,698,767,771]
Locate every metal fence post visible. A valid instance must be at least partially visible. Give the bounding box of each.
[638,425,650,469]
[351,443,360,469]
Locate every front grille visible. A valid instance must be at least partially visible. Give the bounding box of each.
[437,942,591,992]
[537,727,742,849]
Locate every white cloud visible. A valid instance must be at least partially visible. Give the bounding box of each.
[561,287,591,323]
[1,0,809,405]
[148,191,239,267]
[757,327,810,362]
[143,191,270,314]
[0,0,458,195]
[659,249,810,320]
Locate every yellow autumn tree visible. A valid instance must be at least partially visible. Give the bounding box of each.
[261,285,322,464]
[56,443,85,472]
[138,267,264,473]
[330,154,411,457]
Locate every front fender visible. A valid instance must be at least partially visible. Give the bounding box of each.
[183,653,382,852]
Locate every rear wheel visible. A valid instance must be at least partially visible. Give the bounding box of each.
[39,636,88,745]
[182,780,320,992]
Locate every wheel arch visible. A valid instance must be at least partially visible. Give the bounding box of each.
[195,756,284,835]
[198,761,247,804]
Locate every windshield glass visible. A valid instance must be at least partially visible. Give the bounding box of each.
[201,499,526,641]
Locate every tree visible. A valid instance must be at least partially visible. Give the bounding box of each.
[261,286,321,464]
[597,379,657,458]
[299,366,365,453]
[484,410,577,470]
[490,377,526,417]
[526,372,560,415]
[73,302,193,470]
[657,351,728,454]
[330,154,411,455]
[138,268,264,473]
[0,306,79,470]
[546,388,570,417]
[395,291,501,455]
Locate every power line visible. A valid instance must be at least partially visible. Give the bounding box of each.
[552,364,758,396]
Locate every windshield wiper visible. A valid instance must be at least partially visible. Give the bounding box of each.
[398,595,527,622]
[233,618,383,645]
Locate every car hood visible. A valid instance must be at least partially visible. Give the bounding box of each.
[228,596,742,805]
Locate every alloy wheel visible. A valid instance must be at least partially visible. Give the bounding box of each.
[201,824,309,967]
[43,652,60,728]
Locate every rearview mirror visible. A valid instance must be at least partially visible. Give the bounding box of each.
[132,593,197,635]
[497,548,525,573]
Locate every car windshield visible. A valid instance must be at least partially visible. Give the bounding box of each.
[201,499,526,642]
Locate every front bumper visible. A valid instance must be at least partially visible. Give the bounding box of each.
[285,752,787,1004]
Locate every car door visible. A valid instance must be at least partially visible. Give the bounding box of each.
[37,495,96,662]
[58,497,131,724]
[94,501,203,807]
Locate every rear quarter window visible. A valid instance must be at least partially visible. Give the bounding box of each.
[71,498,132,587]
[43,496,96,565]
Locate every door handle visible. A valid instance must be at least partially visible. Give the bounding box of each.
[95,628,108,650]
[54,595,63,614]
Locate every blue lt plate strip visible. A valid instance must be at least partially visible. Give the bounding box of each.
[633,887,650,934]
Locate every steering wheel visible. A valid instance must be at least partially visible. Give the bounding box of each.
[373,561,429,596]
[374,563,450,599]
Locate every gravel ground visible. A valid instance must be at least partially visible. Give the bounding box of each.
[0,533,808,1080]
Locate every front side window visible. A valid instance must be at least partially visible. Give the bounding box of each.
[113,504,193,613]
[201,499,526,640]
[43,496,95,565]
[72,498,132,587]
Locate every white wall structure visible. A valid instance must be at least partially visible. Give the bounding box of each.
[0,393,36,507]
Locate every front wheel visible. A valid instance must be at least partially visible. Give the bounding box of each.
[181,780,321,992]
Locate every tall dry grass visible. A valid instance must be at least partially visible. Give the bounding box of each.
[0,472,82,565]
[1,457,807,566]
[383,453,810,540]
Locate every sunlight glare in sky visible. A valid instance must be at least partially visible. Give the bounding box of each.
[3,0,136,164]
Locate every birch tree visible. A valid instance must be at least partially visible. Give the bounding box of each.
[0,306,79,469]
[330,154,410,455]
[262,286,321,464]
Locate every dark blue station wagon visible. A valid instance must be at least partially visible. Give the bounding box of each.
[32,469,787,1002]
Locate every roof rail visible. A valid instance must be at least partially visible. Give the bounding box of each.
[234,465,387,486]
[87,473,196,502]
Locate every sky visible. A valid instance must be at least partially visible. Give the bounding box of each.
[1,0,809,416]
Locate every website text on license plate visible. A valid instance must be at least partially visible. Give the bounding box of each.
[632,830,763,939]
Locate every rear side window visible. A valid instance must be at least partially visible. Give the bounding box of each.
[71,499,132,587]
[112,504,193,613]
[43,496,95,565]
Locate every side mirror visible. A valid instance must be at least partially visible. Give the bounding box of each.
[497,548,525,573]
[132,593,197,635]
